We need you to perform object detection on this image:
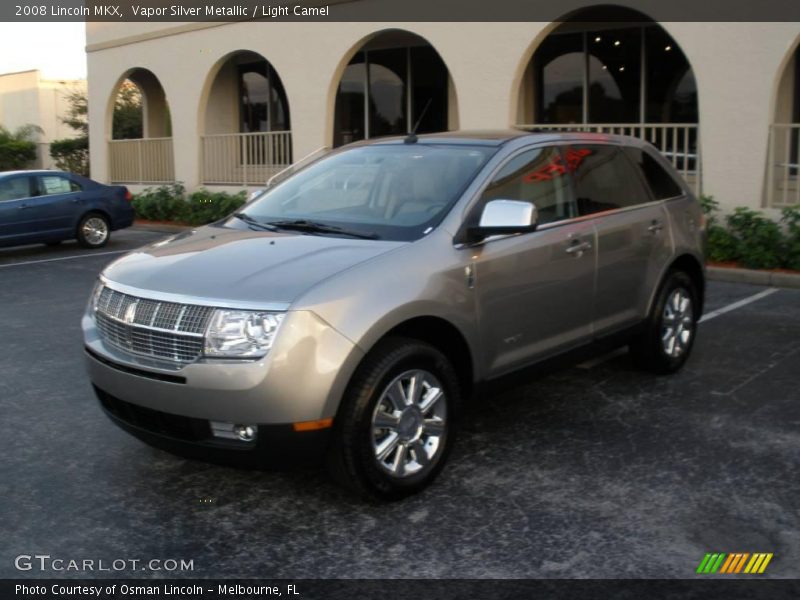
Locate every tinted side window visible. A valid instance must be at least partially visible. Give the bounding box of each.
[624,147,684,200]
[569,145,651,215]
[479,146,576,224]
[40,176,76,195]
[0,176,35,202]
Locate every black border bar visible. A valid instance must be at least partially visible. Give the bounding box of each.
[5,0,800,22]
[3,579,800,600]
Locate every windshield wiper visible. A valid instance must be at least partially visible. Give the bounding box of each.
[233,212,278,231]
[266,219,378,240]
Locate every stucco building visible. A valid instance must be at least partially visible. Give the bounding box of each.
[85,6,800,211]
[0,69,86,169]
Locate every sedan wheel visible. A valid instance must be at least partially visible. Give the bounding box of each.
[77,214,110,248]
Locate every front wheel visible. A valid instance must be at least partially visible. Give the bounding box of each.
[630,271,699,374]
[77,213,110,249]
[328,337,460,501]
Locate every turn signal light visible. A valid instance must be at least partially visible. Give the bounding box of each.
[293,418,333,432]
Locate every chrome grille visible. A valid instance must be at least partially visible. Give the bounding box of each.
[94,286,214,362]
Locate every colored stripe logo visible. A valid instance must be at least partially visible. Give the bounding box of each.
[696,553,773,574]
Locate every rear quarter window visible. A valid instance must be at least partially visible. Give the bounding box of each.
[624,147,684,200]
[40,175,76,195]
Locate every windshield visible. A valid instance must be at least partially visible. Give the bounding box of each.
[243,144,494,241]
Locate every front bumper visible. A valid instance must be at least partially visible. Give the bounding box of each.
[94,384,331,468]
[83,308,365,465]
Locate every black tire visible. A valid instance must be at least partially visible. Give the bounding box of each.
[77,213,110,249]
[327,337,460,501]
[630,270,699,374]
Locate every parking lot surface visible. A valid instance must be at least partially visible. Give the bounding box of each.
[1,230,798,578]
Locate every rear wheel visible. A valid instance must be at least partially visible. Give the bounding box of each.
[630,271,698,374]
[328,337,459,501]
[77,213,110,248]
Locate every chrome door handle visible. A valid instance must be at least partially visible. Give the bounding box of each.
[566,240,592,255]
[647,220,664,233]
[18,203,30,210]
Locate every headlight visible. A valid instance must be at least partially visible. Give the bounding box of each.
[89,280,104,312]
[204,310,285,358]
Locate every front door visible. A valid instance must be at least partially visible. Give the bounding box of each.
[0,175,39,244]
[467,145,597,377]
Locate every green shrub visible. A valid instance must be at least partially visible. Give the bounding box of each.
[49,136,89,176]
[182,188,247,226]
[698,195,719,227]
[132,183,246,225]
[781,206,800,271]
[707,225,740,263]
[131,183,186,222]
[725,207,784,270]
[0,124,41,170]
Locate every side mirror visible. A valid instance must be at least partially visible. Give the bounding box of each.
[467,199,538,242]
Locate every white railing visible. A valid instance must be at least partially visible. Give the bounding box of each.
[201,131,293,186]
[109,138,175,184]
[516,123,701,195]
[766,124,800,208]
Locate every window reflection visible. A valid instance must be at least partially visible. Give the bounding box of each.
[588,28,641,122]
[238,62,290,133]
[533,24,697,126]
[536,33,583,123]
[333,41,450,147]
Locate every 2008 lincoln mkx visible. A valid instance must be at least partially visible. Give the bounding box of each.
[83,131,705,500]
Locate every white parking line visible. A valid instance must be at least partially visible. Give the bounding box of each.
[0,250,129,269]
[577,287,781,369]
[698,287,779,323]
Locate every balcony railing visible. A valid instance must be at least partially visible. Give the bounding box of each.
[766,123,800,208]
[516,123,701,195]
[109,138,175,184]
[201,131,292,186]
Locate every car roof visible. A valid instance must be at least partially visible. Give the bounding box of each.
[0,169,68,177]
[355,129,652,149]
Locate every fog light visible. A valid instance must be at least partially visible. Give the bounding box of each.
[234,424,257,442]
[210,421,258,443]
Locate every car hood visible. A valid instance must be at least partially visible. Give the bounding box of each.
[102,223,405,306]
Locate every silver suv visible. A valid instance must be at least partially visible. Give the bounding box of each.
[83,131,705,499]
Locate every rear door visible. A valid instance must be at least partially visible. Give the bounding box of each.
[567,143,673,334]
[468,145,597,376]
[31,173,85,234]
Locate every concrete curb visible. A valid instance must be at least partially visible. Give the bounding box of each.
[131,222,192,233]
[707,266,800,289]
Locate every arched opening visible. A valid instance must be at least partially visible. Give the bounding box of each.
[200,50,292,186]
[767,40,800,207]
[107,68,174,184]
[516,6,700,192]
[332,30,457,147]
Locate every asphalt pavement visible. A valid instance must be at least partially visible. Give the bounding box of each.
[1,229,798,579]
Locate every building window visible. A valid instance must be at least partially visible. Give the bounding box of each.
[334,44,449,147]
[238,62,290,133]
[535,24,697,125]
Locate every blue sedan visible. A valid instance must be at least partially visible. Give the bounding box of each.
[0,170,135,249]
